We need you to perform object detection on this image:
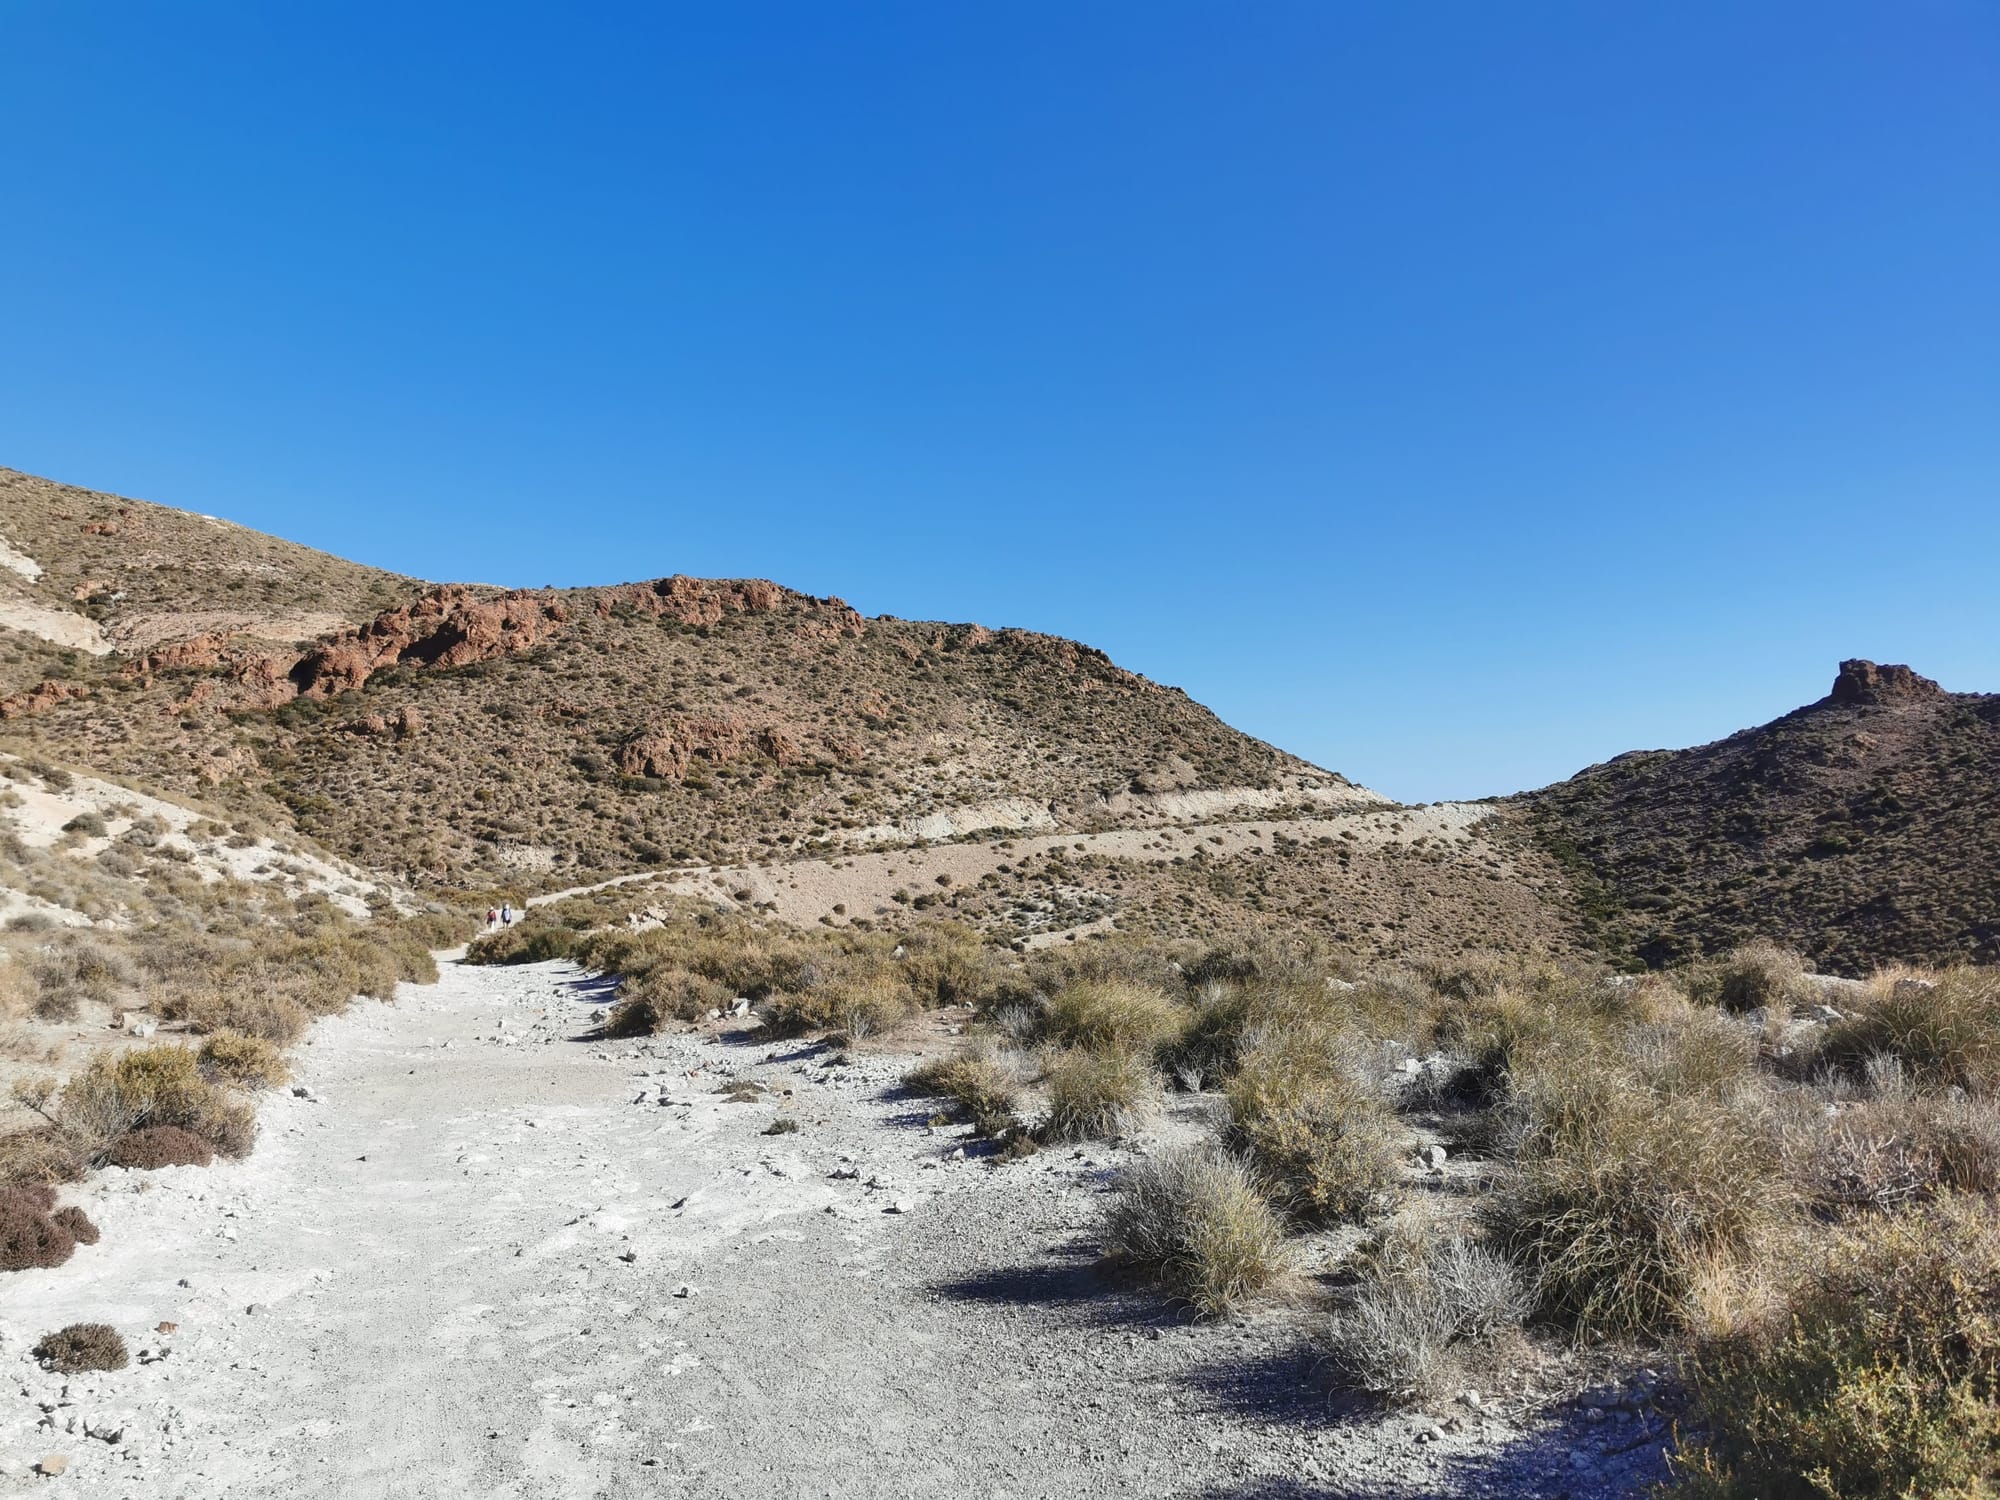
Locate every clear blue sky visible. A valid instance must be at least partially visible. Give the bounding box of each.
[4,3,1995,802]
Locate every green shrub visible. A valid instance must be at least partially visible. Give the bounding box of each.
[1101,1145,1290,1318]
[1669,1195,2000,1499]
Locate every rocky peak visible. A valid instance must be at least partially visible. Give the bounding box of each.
[1827,659,1946,707]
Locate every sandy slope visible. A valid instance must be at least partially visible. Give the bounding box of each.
[0,960,1668,1499]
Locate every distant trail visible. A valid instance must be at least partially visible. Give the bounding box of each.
[0,959,1662,1497]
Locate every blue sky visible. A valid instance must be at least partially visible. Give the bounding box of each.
[3,3,1995,802]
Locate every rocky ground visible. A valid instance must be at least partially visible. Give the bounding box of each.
[0,959,1675,1498]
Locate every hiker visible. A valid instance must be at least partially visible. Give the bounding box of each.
[485,907,498,930]
[500,902,514,927]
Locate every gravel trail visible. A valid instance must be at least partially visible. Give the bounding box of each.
[0,960,1671,1498]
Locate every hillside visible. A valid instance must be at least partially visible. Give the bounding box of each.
[1522,659,2000,973]
[0,466,420,659]
[0,468,1561,952]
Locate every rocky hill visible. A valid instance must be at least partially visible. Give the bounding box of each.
[0,467,1398,905]
[1522,660,2000,973]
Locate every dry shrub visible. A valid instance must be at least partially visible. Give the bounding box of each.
[0,1182,77,1271]
[165,982,310,1045]
[761,961,916,1039]
[904,1045,1024,1136]
[1684,942,1810,1014]
[30,937,135,1011]
[1817,968,2000,1095]
[1324,1228,1533,1400]
[1040,978,1186,1056]
[1788,1064,2000,1214]
[60,1045,255,1161]
[0,1127,86,1189]
[1040,1046,1156,1141]
[1490,1049,1786,1337]
[1101,1145,1290,1318]
[106,1125,217,1170]
[49,1204,98,1245]
[1225,1024,1400,1224]
[198,1031,289,1090]
[893,922,1001,1007]
[605,966,730,1035]
[33,1322,128,1374]
[465,920,577,966]
[1669,1194,2000,1500]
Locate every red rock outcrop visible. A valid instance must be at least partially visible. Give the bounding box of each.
[289,586,567,698]
[592,577,864,640]
[0,679,90,720]
[1827,660,1946,707]
[617,718,815,781]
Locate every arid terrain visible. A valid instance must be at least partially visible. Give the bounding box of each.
[4,465,1999,1499]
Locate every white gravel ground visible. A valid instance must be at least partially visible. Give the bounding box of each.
[0,960,1674,1499]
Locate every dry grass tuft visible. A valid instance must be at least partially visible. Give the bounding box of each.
[1039,978,1186,1056]
[197,1031,289,1090]
[903,1045,1025,1137]
[1040,1046,1157,1141]
[1323,1228,1532,1400]
[1101,1145,1290,1318]
[1224,1023,1400,1224]
[1816,967,2000,1095]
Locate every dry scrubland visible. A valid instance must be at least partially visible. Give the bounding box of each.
[476,896,2000,1497]
[0,748,480,1365]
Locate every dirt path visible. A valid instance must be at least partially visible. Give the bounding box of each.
[0,961,1670,1498]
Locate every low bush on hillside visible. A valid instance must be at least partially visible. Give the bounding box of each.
[33,1322,127,1374]
[0,1183,81,1271]
[1489,1060,1786,1338]
[1683,941,1811,1014]
[1101,1145,1290,1318]
[1324,1229,1532,1399]
[465,920,577,965]
[1668,1194,2000,1499]
[45,1045,256,1163]
[49,1204,98,1245]
[605,966,732,1035]
[1038,977,1186,1056]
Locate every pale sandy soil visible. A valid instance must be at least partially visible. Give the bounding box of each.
[0,601,108,656]
[0,753,398,922]
[638,802,1507,935]
[0,959,1671,1499]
